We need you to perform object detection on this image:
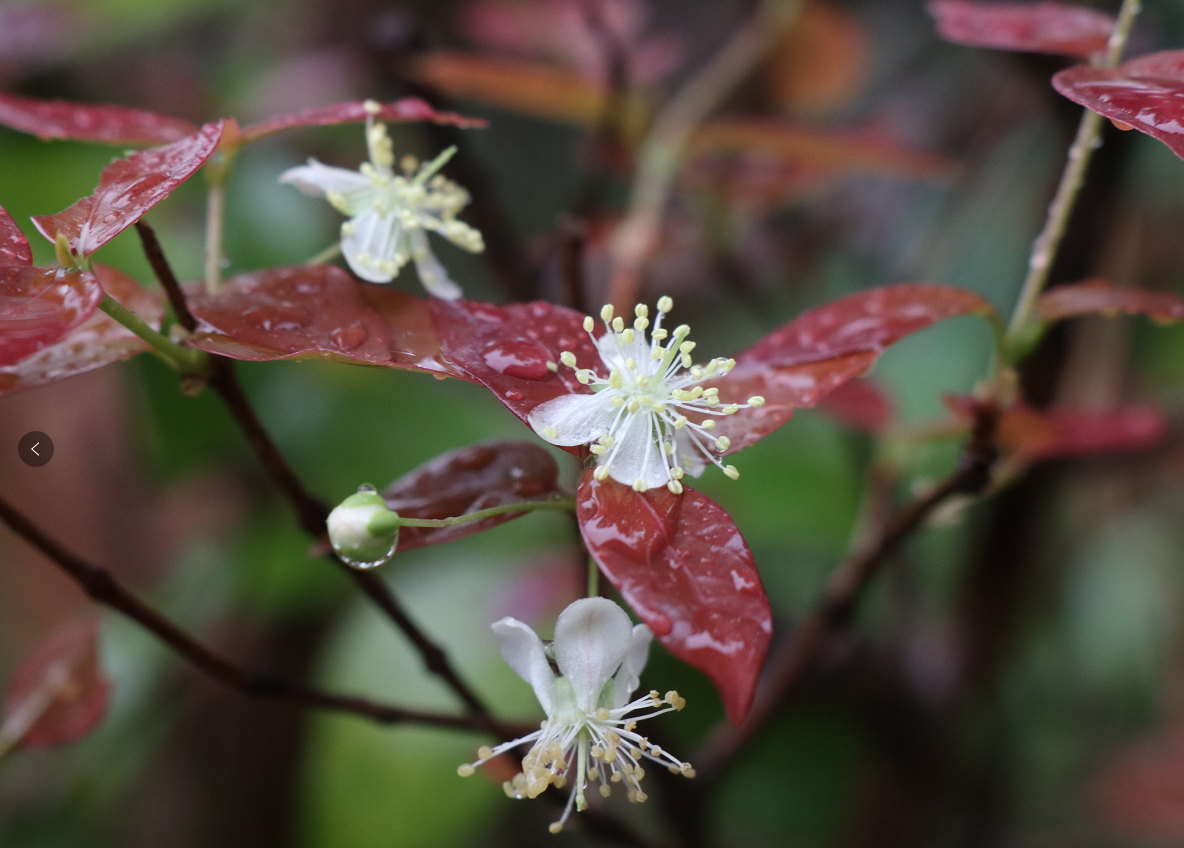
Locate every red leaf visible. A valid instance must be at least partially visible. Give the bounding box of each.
[0,265,165,397]
[813,377,894,432]
[1053,50,1184,162]
[0,91,198,145]
[32,120,224,255]
[735,283,993,368]
[187,265,459,376]
[1000,404,1165,461]
[0,203,33,267]
[1,618,110,750]
[1036,278,1184,323]
[383,441,561,550]
[1092,728,1184,844]
[928,0,1113,59]
[0,266,103,366]
[576,473,772,724]
[431,297,602,446]
[240,97,486,142]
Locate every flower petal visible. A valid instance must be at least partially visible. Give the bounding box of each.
[528,391,619,447]
[341,209,400,283]
[553,598,634,713]
[279,159,372,199]
[611,624,653,708]
[602,412,670,490]
[492,617,556,715]
[410,229,463,300]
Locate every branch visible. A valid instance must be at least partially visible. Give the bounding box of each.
[135,220,197,332]
[695,405,999,778]
[0,495,528,738]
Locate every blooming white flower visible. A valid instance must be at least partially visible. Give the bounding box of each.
[279,100,484,299]
[459,597,693,833]
[528,297,765,494]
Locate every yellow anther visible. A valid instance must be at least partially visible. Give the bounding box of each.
[671,466,685,480]
[681,353,692,368]
[611,396,624,407]
[635,791,648,803]
[576,370,591,384]
[667,480,684,495]
[603,748,617,764]
[591,745,605,759]
[600,785,612,798]
[706,397,719,407]
[681,764,697,778]
[635,303,649,319]
[669,765,680,774]
[478,746,493,759]
[702,387,718,396]
[554,775,567,789]
[595,466,610,481]
[748,396,766,407]
[701,420,716,430]
[600,304,614,322]
[637,375,650,387]
[634,316,649,331]
[503,781,518,799]
[625,357,637,370]
[690,386,704,398]
[560,351,577,367]
[543,425,559,439]
[657,296,673,313]
[651,348,665,360]
[598,434,615,446]
[612,317,625,332]
[611,771,623,783]
[609,370,623,389]
[363,99,381,114]
[690,366,705,379]
[546,361,559,372]
[679,341,696,354]
[632,479,645,491]
[665,691,686,710]
[583,316,595,332]
[549,823,563,834]
[673,415,687,429]
[624,720,637,732]
[621,328,635,344]
[628,399,640,414]
[590,445,607,455]
[457,764,475,777]
[672,324,690,339]
[724,465,740,480]
[400,154,418,174]
[652,328,668,341]
[715,436,732,451]
[723,404,739,415]
[634,767,645,781]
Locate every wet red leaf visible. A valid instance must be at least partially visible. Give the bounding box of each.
[1092,728,1184,844]
[0,265,103,366]
[1036,278,1184,323]
[928,0,1113,59]
[382,441,561,551]
[765,0,870,115]
[1,618,110,750]
[0,265,165,397]
[1054,50,1184,161]
[187,265,459,376]
[736,283,993,368]
[814,377,894,432]
[240,97,486,142]
[1,203,33,268]
[577,473,771,724]
[32,121,224,256]
[0,91,198,145]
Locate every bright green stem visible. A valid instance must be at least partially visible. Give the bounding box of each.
[394,497,576,528]
[587,557,600,598]
[99,295,208,375]
[1003,0,1142,350]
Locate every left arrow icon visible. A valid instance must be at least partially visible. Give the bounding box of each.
[18,432,53,467]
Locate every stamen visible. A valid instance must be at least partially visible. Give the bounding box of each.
[657,296,673,313]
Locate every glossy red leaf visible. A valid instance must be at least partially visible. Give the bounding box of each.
[240,97,486,142]
[928,0,1113,59]
[383,441,561,551]
[577,473,772,724]
[1036,278,1184,323]
[0,265,103,366]
[735,283,993,369]
[0,203,33,267]
[431,298,602,448]
[32,120,224,256]
[1,618,110,750]
[187,265,459,376]
[0,91,197,145]
[1054,51,1184,161]
[813,377,894,432]
[0,265,165,397]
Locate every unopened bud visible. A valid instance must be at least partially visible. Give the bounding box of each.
[327,485,400,569]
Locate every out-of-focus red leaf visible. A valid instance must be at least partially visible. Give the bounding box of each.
[240,97,486,142]
[382,441,561,550]
[1054,50,1184,161]
[1,203,32,267]
[1036,278,1184,323]
[0,266,103,366]
[1000,404,1165,461]
[928,0,1113,59]
[764,0,869,115]
[736,283,993,368]
[577,473,771,724]
[0,265,165,397]
[0,5,79,83]
[32,121,224,256]
[814,377,893,432]
[1092,728,1184,843]
[187,265,460,376]
[0,91,197,145]
[1,618,110,750]
[431,298,601,447]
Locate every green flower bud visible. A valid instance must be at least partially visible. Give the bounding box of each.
[327,485,400,569]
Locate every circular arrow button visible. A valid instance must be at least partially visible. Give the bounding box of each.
[18,432,54,468]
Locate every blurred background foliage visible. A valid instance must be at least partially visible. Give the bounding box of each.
[3,0,1184,846]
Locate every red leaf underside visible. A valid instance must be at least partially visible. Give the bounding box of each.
[928,0,1113,59]
[0,204,33,267]
[0,91,198,145]
[1036,278,1184,323]
[577,473,772,724]
[0,266,103,366]
[383,441,561,550]
[2,618,110,749]
[813,377,894,432]
[1000,404,1165,461]
[1053,51,1184,162]
[32,121,224,255]
[241,97,486,142]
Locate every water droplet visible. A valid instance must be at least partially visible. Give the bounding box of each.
[244,305,311,332]
[335,536,398,570]
[504,389,524,401]
[357,484,377,494]
[330,322,368,350]
[530,301,552,318]
[482,339,555,381]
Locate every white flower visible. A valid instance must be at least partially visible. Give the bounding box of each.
[459,597,693,834]
[528,297,766,494]
[326,485,401,569]
[279,100,484,300]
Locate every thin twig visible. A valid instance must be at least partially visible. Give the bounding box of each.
[134,220,197,332]
[695,405,998,778]
[0,495,527,738]
[1004,0,1142,342]
[606,0,802,309]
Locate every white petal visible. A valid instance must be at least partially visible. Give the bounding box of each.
[611,624,653,708]
[553,598,633,713]
[410,229,462,300]
[341,209,400,283]
[603,412,669,490]
[674,429,708,478]
[492,617,556,715]
[596,331,651,373]
[528,392,619,447]
[279,159,371,199]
